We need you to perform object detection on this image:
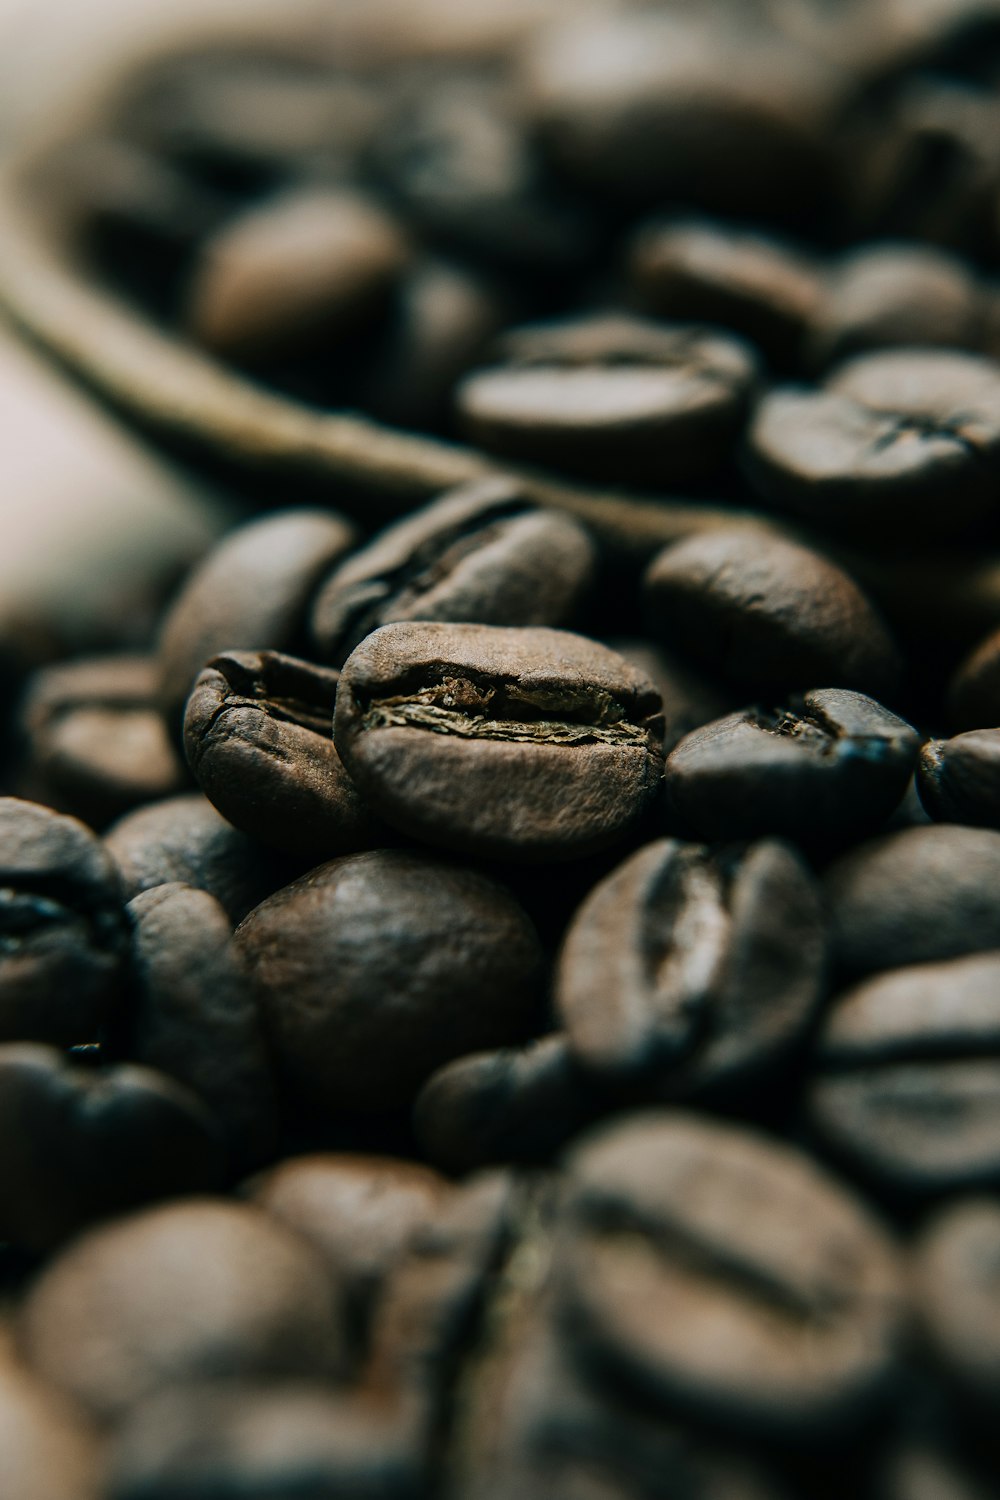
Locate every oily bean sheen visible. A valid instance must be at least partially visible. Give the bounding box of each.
[456,314,758,486]
[825,826,1000,977]
[0,1042,224,1253]
[18,1199,344,1425]
[310,478,597,667]
[643,529,899,699]
[334,623,664,861]
[914,1198,1000,1410]
[184,649,384,860]
[918,730,1000,827]
[0,797,130,1046]
[234,849,544,1114]
[663,689,919,845]
[555,1112,902,1437]
[0,1350,103,1500]
[809,953,1000,1194]
[555,839,825,1101]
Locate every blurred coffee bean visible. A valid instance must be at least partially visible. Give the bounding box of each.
[628,217,822,370]
[555,1112,903,1437]
[918,729,1000,826]
[19,1199,344,1425]
[235,849,544,1115]
[0,797,130,1046]
[105,793,295,925]
[809,953,1000,1195]
[457,314,758,486]
[18,655,184,829]
[123,884,277,1169]
[608,638,732,754]
[913,1197,1000,1410]
[879,1439,995,1500]
[157,508,357,735]
[334,622,664,861]
[825,825,1000,976]
[184,185,410,364]
[184,650,384,860]
[644,529,899,699]
[414,1034,596,1174]
[0,1043,224,1254]
[556,839,824,1103]
[663,690,919,845]
[310,479,597,666]
[0,1347,103,1500]
[948,624,1000,728]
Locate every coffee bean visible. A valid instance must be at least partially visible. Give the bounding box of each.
[663,690,919,845]
[334,622,664,861]
[0,1043,224,1253]
[0,797,130,1046]
[556,839,825,1102]
[18,1199,344,1424]
[948,625,1000,729]
[643,529,899,699]
[809,953,1000,1194]
[457,314,758,486]
[0,1347,102,1500]
[914,1196,1000,1412]
[825,825,1000,977]
[918,729,1000,826]
[311,479,596,667]
[554,1112,903,1437]
[184,649,384,860]
[234,849,544,1114]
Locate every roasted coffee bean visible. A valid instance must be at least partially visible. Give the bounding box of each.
[157,509,357,734]
[184,185,410,364]
[554,1112,903,1437]
[105,792,295,925]
[18,654,184,828]
[948,625,1000,728]
[556,839,824,1102]
[184,649,384,860]
[0,797,130,1046]
[19,1199,344,1425]
[913,1198,1000,1412]
[918,729,1000,826]
[235,849,544,1115]
[825,825,1000,977]
[809,953,1000,1195]
[644,529,899,699]
[124,884,277,1169]
[663,690,919,845]
[629,216,822,370]
[457,314,758,485]
[334,622,664,861]
[0,1346,103,1500]
[0,1043,224,1253]
[311,479,597,667]
[414,1034,596,1174]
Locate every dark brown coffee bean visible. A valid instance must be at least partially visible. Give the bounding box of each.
[18,1199,344,1425]
[184,186,410,364]
[629,217,822,369]
[18,655,184,829]
[825,825,1000,977]
[105,793,297,925]
[184,650,384,860]
[918,729,1000,826]
[157,509,357,734]
[235,849,544,1115]
[0,1347,102,1500]
[334,622,664,861]
[0,797,130,1046]
[556,839,824,1101]
[914,1197,1000,1409]
[124,884,277,1169]
[457,315,758,486]
[555,1112,903,1437]
[0,1043,225,1253]
[949,625,1000,728]
[663,690,919,845]
[644,529,899,699]
[809,954,1000,1194]
[311,479,597,667]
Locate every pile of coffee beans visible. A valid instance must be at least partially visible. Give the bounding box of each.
[9,1,1000,1495]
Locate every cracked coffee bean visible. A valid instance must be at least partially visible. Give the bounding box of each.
[310,478,597,668]
[184,649,384,860]
[809,953,1000,1196]
[556,839,825,1104]
[234,849,544,1115]
[918,729,1000,827]
[334,622,664,861]
[663,689,919,845]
